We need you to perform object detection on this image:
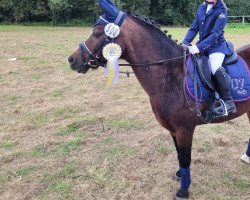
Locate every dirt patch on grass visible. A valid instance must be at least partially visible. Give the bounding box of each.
[0,26,249,200]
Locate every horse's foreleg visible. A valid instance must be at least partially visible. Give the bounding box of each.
[171,135,181,180]
[174,128,194,199]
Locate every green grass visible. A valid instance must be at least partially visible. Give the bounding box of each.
[226,24,250,34]
[53,107,79,119]
[157,142,174,155]
[105,118,144,130]
[40,163,76,199]
[0,140,17,149]
[28,113,48,127]
[211,125,224,133]
[32,139,83,158]
[87,165,113,187]
[234,178,250,190]
[52,139,82,156]
[38,59,49,65]
[221,172,250,190]
[32,145,48,158]
[19,56,33,61]
[47,181,74,199]
[1,166,36,184]
[16,166,37,177]
[31,74,42,80]
[57,123,80,136]
[100,136,114,147]
[0,95,18,101]
[43,163,76,182]
[103,144,136,161]
[1,151,25,163]
[197,141,213,153]
[52,89,64,98]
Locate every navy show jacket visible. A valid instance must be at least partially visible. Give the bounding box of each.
[182,0,232,55]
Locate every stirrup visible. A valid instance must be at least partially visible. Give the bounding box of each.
[211,99,228,118]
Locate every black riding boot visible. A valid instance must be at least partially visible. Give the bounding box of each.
[212,67,237,116]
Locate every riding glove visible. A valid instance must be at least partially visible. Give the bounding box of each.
[188,45,200,55]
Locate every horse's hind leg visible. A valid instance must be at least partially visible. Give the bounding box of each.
[173,127,194,199]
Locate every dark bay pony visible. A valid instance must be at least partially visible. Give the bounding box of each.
[68,11,250,200]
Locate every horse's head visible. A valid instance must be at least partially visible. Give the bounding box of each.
[68,0,127,74]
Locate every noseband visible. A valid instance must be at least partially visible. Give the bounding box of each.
[79,36,110,68]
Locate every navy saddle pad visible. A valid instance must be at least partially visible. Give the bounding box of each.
[186,55,250,102]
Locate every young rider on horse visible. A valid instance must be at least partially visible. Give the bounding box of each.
[182,0,236,117]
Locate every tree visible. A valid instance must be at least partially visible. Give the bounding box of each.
[48,0,70,25]
[0,0,249,25]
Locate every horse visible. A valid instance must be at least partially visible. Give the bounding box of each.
[68,11,250,200]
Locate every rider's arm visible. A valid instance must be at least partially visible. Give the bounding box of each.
[182,11,199,45]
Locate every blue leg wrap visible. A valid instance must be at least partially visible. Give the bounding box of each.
[180,167,191,190]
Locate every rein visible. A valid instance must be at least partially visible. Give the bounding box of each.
[115,55,185,67]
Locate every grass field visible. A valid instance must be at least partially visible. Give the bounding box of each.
[0,24,249,200]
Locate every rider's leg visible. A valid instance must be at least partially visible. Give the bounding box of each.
[209,53,237,115]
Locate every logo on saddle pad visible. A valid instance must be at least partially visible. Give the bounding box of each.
[231,78,247,95]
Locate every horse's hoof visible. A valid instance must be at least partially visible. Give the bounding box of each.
[173,170,181,182]
[174,188,189,200]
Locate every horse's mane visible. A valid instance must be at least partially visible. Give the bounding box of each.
[127,11,180,48]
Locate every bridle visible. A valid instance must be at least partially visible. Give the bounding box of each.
[79,36,110,69]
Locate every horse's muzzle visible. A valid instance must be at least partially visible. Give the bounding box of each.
[68,55,89,74]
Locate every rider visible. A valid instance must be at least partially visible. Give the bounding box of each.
[182,0,236,117]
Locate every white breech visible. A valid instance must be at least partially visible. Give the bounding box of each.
[209,53,225,75]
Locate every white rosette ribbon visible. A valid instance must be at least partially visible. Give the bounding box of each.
[102,43,122,85]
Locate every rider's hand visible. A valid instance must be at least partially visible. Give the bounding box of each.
[181,43,188,49]
[188,45,200,55]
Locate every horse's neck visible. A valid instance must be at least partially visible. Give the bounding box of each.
[121,19,183,97]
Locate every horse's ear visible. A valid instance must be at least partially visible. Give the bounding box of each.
[98,0,120,20]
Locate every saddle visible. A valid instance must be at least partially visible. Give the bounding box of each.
[195,41,238,92]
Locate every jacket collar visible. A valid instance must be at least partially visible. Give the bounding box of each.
[204,0,220,16]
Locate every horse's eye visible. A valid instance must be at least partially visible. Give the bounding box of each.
[93,32,102,38]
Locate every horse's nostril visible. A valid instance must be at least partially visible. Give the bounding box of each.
[68,56,74,65]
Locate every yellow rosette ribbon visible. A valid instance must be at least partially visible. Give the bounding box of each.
[102,43,122,85]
